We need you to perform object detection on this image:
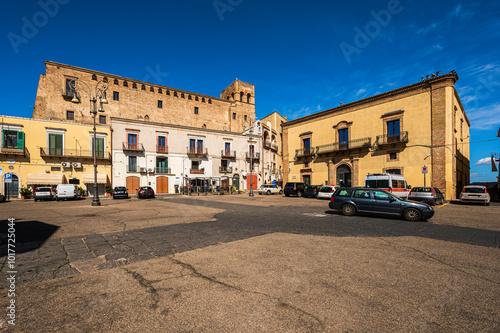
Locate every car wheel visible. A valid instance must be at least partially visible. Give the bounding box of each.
[266,190,271,195]
[341,204,356,216]
[258,192,262,195]
[34,199,37,202]
[403,208,421,221]
[279,190,283,194]
[297,191,303,197]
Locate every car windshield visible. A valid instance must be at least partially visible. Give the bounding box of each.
[115,187,126,191]
[412,187,432,192]
[463,187,486,193]
[320,187,332,192]
[284,183,295,188]
[365,180,390,188]
[37,188,51,192]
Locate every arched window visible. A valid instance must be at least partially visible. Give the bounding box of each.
[188,95,192,100]
[113,78,119,85]
[91,74,97,80]
[231,93,234,100]
[247,93,251,103]
[202,124,207,129]
[158,88,162,93]
[144,115,150,122]
[173,91,178,97]
[208,99,212,104]
[195,96,199,101]
[150,86,154,92]
[141,84,146,90]
[132,83,137,89]
[123,81,128,87]
[202,97,205,103]
[103,77,108,83]
[166,90,170,95]
[181,93,185,98]
[240,91,243,102]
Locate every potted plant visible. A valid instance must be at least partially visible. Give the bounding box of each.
[78,186,87,197]
[19,187,32,199]
[105,187,113,196]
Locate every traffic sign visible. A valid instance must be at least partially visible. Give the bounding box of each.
[422,166,428,174]
[0,167,2,177]
[5,173,12,183]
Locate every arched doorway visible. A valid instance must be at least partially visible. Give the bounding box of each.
[157,176,168,194]
[232,174,240,191]
[126,176,140,195]
[336,164,351,187]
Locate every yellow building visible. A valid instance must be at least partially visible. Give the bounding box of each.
[0,116,111,198]
[282,72,470,200]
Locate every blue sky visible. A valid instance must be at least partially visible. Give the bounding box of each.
[1,0,499,182]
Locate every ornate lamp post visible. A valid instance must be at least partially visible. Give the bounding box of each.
[249,146,254,197]
[71,79,108,206]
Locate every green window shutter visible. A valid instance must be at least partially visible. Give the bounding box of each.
[17,131,24,149]
[1,131,4,148]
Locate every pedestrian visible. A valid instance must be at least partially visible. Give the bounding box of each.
[340,179,346,187]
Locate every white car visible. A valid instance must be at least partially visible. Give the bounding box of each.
[317,185,339,199]
[257,184,283,195]
[460,185,490,206]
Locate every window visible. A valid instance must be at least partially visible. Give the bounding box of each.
[373,190,392,201]
[99,115,106,124]
[387,120,400,142]
[141,84,146,90]
[158,100,163,108]
[244,115,247,121]
[91,74,97,80]
[158,88,163,94]
[156,157,168,173]
[174,91,178,97]
[365,180,389,188]
[48,133,63,156]
[65,79,75,96]
[195,96,199,101]
[208,99,212,104]
[240,92,243,102]
[197,140,204,153]
[66,111,74,120]
[354,189,371,199]
[225,142,231,156]
[150,86,154,92]
[221,159,228,170]
[123,81,128,87]
[386,169,402,175]
[128,156,137,172]
[157,136,167,153]
[188,95,192,100]
[389,152,397,160]
[128,133,138,149]
[50,166,61,171]
[194,107,199,114]
[113,91,119,101]
[92,137,105,158]
[113,79,119,85]
[3,130,24,149]
[339,128,348,148]
[304,162,309,168]
[247,93,251,103]
[189,139,196,153]
[132,83,137,89]
[232,113,236,119]
[181,93,185,98]
[337,189,353,197]
[191,160,200,170]
[303,138,311,154]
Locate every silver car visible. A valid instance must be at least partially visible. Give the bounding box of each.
[460,185,490,206]
[408,187,445,206]
[34,187,54,202]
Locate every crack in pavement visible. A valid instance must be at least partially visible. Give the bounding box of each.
[169,256,326,332]
[122,267,160,306]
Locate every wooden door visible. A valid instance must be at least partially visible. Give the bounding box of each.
[246,174,258,190]
[126,176,140,195]
[157,176,168,194]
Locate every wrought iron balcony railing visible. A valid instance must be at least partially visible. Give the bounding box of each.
[156,145,168,153]
[155,167,171,174]
[190,168,205,174]
[40,147,111,160]
[295,148,314,157]
[316,137,372,155]
[187,148,208,156]
[375,131,409,146]
[264,141,278,151]
[123,142,145,151]
[221,150,236,158]
[246,152,260,160]
[219,166,233,173]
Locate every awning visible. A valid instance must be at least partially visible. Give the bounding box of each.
[82,173,108,184]
[26,173,66,185]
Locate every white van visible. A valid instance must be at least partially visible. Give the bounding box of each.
[56,184,79,201]
[363,173,410,199]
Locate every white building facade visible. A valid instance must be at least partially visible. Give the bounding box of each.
[111,117,263,194]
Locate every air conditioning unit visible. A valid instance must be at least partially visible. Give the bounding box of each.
[139,167,147,173]
[72,162,82,168]
[61,162,71,168]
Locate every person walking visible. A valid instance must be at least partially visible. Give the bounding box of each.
[340,179,346,187]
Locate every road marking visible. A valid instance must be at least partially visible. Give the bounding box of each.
[437,203,448,208]
[303,213,327,217]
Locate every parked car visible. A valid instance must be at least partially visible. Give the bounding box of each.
[317,185,339,199]
[113,186,129,199]
[364,173,410,200]
[257,184,283,195]
[283,182,307,197]
[304,185,322,198]
[137,186,155,199]
[408,187,445,206]
[56,184,79,201]
[329,188,434,221]
[460,185,490,206]
[34,187,54,202]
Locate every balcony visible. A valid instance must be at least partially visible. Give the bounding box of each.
[219,166,233,173]
[0,146,28,156]
[316,137,372,155]
[246,152,260,161]
[123,142,145,152]
[190,168,205,174]
[156,145,168,154]
[295,148,315,158]
[221,150,236,159]
[264,141,278,151]
[187,148,208,158]
[155,167,171,174]
[40,147,111,160]
[375,131,409,147]
[126,165,138,172]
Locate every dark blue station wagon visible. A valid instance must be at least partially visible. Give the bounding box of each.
[329,188,434,221]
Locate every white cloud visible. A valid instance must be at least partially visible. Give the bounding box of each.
[470,173,479,177]
[287,104,322,120]
[355,89,367,98]
[474,157,496,166]
[467,103,500,130]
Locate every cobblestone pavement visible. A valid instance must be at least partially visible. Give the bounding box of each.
[1,198,499,287]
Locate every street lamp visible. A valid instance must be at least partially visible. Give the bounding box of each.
[249,147,254,197]
[71,78,108,206]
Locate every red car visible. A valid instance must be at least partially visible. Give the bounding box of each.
[137,186,155,199]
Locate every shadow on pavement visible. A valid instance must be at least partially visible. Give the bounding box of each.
[0,219,59,256]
